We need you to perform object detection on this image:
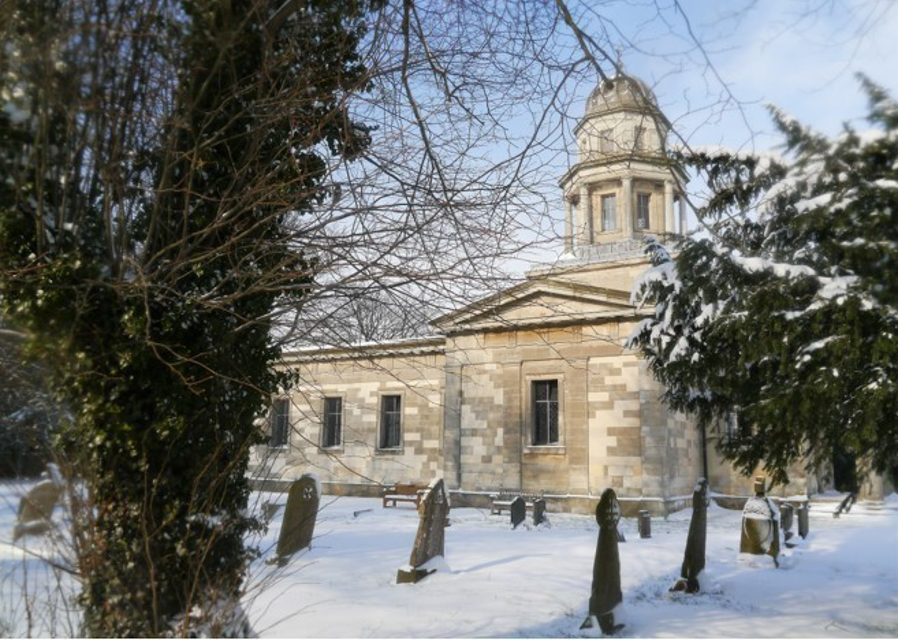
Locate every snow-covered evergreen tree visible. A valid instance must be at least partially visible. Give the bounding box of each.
[630,77,898,485]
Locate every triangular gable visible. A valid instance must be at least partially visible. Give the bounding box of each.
[433,279,635,332]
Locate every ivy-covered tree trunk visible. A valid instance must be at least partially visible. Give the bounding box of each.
[1,0,376,635]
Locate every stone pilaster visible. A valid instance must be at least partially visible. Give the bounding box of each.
[564,195,573,252]
[441,361,463,490]
[580,184,593,244]
[664,180,675,233]
[621,177,632,237]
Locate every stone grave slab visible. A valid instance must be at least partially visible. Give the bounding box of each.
[276,474,319,559]
[510,496,526,529]
[13,463,65,541]
[739,477,780,567]
[671,477,708,593]
[797,504,809,539]
[397,479,450,584]
[581,488,624,635]
[532,498,547,526]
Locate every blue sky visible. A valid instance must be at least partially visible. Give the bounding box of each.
[619,0,898,150]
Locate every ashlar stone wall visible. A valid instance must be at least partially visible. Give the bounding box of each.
[267,348,445,493]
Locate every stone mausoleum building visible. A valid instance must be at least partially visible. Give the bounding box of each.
[251,73,884,514]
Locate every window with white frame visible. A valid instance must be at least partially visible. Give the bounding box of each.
[322,397,342,448]
[636,193,650,230]
[601,194,617,231]
[269,398,289,448]
[532,380,559,445]
[380,395,402,449]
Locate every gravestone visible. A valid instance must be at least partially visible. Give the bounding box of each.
[780,503,795,547]
[510,496,526,529]
[739,476,780,567]
[797,504,809,539]
[13,463,65,542]
[580,488,624,635]
[671,478,708,593]
[261,502,282,522]
[276,474,319,559]
[532,498,547,526]
[397,479,450,584]
[638,510,652,539]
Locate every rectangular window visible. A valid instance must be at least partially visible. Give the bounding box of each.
[725,409,742,439]
[634,126,645,151]
[270,399,289,448]
[322,397,342,448]
[636,193,650,230]
[532,380,559,445]
[601,195,617,231]
[599,129,613,153]
[380,395,402,449]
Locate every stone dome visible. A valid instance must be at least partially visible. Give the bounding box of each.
[585,73,658,116]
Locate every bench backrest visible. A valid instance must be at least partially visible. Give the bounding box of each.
[391,483,423,496]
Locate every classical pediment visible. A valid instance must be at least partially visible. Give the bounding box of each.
[433,279,636,332]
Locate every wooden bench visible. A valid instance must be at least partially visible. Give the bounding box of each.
[383,483,426,508]
[490,491,542,515]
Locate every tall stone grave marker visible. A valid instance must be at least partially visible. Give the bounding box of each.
[510,496,526,529]
[739,476,780,567]
[532,498,548,526]
[581,488,624,635]
[397,479,450,584]
[671,478,708,593]
[276,474,319,559]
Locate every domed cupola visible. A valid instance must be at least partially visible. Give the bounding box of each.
[558,70,687,263]
[586,74,659,117]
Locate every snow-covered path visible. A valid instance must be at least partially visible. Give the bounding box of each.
[246,494,898,638]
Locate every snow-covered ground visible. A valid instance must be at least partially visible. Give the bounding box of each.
[245,493,898,638]
[2,481,897,637]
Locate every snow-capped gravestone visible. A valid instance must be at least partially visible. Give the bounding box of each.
[581,488,624,635]
[532,498,548,526]
[780,503,795,547]
[397,479,450,584]
[13,463,65,541]
[638,510,651,539]
[510,496,526,529]
[276,474,319,559]
[671,478,708,593]
[797,504,809,539]
[739,477,780,567]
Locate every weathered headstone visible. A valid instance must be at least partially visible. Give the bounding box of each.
[261,502,282,522]
[510,496,526,529]
[276,474,319,559]
[797,503,809,539]
[581,488,624,635]
[532,498,548,526]
[780,503,795,547]
[397,479,450,584]
[638,510,652,539]
[671,478,708,593]
[13,463,65,542]
[739,476,780,567]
